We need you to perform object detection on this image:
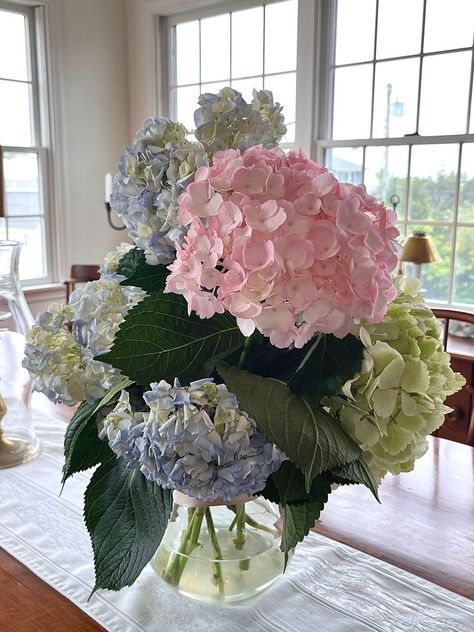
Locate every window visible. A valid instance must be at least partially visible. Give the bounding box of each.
[0,1,51,284]
[319,0,474,308]
[156,0,474,308]
[166,0,298,146]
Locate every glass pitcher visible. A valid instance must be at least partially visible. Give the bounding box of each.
[0,240,39,467]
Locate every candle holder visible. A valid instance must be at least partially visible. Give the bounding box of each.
[105,201,126,231]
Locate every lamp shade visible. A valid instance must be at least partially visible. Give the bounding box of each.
[400,232,440,265]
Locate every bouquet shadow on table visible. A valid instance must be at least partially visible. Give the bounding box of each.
[22,88,465,603]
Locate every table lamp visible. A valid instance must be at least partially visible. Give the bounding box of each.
[400,231,440,279]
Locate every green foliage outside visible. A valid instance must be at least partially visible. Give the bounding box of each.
[374,170,474,305]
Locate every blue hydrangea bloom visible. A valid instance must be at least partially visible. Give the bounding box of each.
[101,380,285,502]
[194,87,287,154]
[110,117,207,265]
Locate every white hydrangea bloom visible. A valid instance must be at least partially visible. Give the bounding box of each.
[23,279,145,405]
[99,242,134,278]
[98,390,145,443]
[327,277,465,481]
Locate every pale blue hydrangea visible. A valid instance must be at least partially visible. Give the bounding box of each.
[110,117,207,265]
[23,279,145,405]
[101,380,284,501]
[194,88,286,154]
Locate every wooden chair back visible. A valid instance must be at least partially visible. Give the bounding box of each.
[432,308,474,446]
[431,309,474,350]
[64,264,100,302]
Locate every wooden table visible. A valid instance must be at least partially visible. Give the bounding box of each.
[1,400,473,631]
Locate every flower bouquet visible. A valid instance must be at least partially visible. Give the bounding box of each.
[24,88,464,603]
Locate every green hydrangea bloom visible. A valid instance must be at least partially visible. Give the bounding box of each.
[328,277,465,481]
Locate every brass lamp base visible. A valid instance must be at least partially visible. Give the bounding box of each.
[0,428,39,468]
[0,394,38,469]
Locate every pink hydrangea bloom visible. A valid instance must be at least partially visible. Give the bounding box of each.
[165,146,400,348]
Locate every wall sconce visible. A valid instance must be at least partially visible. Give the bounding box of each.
[400,231,440,279]
[104,172,126,231]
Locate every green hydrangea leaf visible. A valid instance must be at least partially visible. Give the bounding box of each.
[280,477,331,566]
[288,334,364,406]
[98,294,244,387]
[62,377,133,484]
[85,454,172,593]
[218,364,361,490]
[117,247,169,293]
[329,457,380,502]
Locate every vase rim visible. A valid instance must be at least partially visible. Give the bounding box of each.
[172,490,255,507]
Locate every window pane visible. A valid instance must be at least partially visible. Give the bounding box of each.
[364,145,409,217]
[325,147,363,184]
[232,7,263,79]
[8,216,47,280]
[174,85,200,132]
[335,0,376,65]
[376,0,423,59]
[231,77,263,101]
[264,72,296,123]
[4,152,42,217]
[282,123,295,145]
[459,144,474,222]
[264,0,297,74]
[200,81,230,95]
[424,0,474,53]
[372,58,419,138]
[419,52,471,136]
[454,227,474,304]
[0,10,29,81]
[409,144,459,222]
[0,80,32,146]
[201,14,230,83]
[0,218,6,240]
[405,224,452,302]
[175,21,199,86]
[332,65,373,139]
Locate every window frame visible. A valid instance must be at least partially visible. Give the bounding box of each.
[153,0,316,155]
[315,0,474,310]
[150,0,474,310]
[0,0,54,286]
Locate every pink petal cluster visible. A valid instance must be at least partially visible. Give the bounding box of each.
[165,146,400,348]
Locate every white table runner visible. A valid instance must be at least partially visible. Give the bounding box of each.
[1,410,473,632]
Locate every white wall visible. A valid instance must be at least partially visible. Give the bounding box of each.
[47,0,132,280]
[126,0,157,136]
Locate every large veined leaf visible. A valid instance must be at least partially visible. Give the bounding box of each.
[84,454,172,593]
[218,364,361,490]
[288,334,364,406]
[330,457,380,502]
[117,247,169,293]
[97,294,244,387]
[280,477,331,566]
[232,331,316,382]
[62,377,133,484]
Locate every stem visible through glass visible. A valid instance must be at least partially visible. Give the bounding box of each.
[205,508,225,594]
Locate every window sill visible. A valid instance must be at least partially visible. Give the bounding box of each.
[23,283,65,306]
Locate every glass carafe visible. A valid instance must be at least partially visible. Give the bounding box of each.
[0,240,39,467]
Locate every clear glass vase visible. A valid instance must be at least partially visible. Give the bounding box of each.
[0,240,38,468]
[151,493,287,603]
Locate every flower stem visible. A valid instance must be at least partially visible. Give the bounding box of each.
[227,505,277,535]
[205,508,225,595]
[162,506,206,586]
[233,503,250,571]
[237,334,254,370]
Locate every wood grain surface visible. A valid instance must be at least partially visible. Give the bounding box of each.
[1,396,473,631]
